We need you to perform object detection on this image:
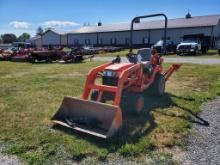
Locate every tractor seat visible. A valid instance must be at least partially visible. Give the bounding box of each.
[137,48,152,73]
[137,48,151,62]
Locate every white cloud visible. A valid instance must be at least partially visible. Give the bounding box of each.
[9,21,30,29]
[43,20,80,28]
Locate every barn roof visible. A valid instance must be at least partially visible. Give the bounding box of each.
[70,14,220,34]
[43,29,67,35]
[26,36,41,41]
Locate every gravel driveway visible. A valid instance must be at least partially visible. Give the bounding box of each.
[183,97,220,165]
[94,56,220,64]
[0,154,20,165]
[0,145,20,165]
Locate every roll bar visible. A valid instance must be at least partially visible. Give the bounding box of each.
[129,13,168,55]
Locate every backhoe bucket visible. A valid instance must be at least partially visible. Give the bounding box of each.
[52,96,122,139]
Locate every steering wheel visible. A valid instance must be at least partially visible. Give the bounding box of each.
[126,52,138,63]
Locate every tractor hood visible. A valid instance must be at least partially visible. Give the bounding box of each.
[105,63,134,71]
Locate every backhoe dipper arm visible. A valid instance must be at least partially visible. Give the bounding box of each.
[163,64,182,81]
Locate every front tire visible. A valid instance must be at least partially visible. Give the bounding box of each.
[90,90,99,101]
[120,93,145,114]
[90,90,106,103]
[131,94,145,114]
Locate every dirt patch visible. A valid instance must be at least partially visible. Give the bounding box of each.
[46,72,85,79]
[1,72,30,79]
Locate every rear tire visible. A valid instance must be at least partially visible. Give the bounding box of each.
[192,50,197,56]
[202,47,207,54]
[151,74,165,96]
[31,57,35,63]
[46,57,52,63]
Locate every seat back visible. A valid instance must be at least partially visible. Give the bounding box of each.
[137,48,151,61]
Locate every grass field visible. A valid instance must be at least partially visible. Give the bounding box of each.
[0,61,220,164]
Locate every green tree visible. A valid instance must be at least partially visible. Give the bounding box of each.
[18,33,30,42]
[1,33,17,43]
[36,26,44,36]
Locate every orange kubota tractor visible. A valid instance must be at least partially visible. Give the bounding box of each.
[52,14,182,139]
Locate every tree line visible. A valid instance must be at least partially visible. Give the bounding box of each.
[0,26,46,44]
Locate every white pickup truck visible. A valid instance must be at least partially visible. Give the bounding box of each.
[176,39,202,55]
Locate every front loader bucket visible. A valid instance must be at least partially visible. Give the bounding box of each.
[52,96,122,139]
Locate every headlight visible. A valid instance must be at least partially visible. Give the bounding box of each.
[103,70,118,77]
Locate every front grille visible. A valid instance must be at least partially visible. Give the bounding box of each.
[102,76,118,86]
[179,45,191,49]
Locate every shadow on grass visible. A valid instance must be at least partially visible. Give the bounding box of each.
[52,92,209,155]
[156,93,210,126]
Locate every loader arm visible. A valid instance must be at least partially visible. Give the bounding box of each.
[82,62,112,100]
[114,63,142,105]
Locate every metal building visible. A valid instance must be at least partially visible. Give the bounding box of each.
[67,14,220,48]
[27,30,67,47]
[26,36,42,48]
[41,30,67,47]
[28,14,220,48]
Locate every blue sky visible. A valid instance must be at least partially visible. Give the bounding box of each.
[0,0,220,37]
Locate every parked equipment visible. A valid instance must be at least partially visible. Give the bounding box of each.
[29,48,65,63]
[10,48,31,62]
[176,34,210,55]
[52,14,182,139]
[152,39,176,54]
[0,49,13,61]
[62,47,94,63]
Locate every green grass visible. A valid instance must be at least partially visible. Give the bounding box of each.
[195,49,220,58]
[0,61,220,164]
[97,49,137,57]
[62,47,72,52]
